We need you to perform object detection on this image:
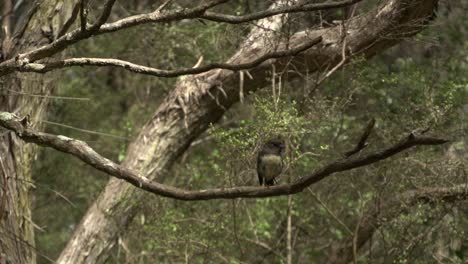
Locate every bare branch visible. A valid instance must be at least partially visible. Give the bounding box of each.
[0,112,449,201]
[316,19,351,85]
[79,0,87,32]
[17,37,322,77]
[201,0,363,24]
[58,3,81,38]
[88,0,116,31]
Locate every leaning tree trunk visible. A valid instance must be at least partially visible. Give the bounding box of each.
[0,2,77,263]
[57,0,439,263]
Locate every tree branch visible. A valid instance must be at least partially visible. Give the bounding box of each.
[79,0,87,32]
[201,0,363,24]
[90,0,116,30]
[0,112,449,201]
[16,36,322,77]
[57,3,82,38]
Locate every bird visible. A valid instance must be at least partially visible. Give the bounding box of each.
[257,139,285,186]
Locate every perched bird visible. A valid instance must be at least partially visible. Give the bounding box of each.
[257,139,285,186]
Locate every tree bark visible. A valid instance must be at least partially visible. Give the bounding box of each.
[0,2,77,263]
[57,0,440,263]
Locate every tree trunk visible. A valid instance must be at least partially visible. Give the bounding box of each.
[57,0,439,263]
[0,2,77,263]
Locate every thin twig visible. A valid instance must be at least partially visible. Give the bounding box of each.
[317,24,348,85]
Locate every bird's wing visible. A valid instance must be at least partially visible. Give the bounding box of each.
[257,153,264,185]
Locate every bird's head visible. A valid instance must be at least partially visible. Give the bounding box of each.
[264,138,286,155]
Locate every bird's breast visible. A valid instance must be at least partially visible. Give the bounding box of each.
[259,154,283,180]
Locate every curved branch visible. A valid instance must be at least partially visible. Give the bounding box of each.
[0,112,448,201]
[17,37,322,77]
[202,0,363,24]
